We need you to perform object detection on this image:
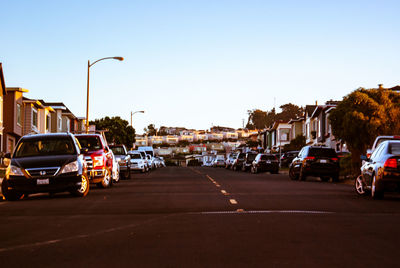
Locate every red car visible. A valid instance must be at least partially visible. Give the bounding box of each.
[75,133,113,188]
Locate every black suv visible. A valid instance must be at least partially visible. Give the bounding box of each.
[289,146,340,182]
[251,153,279,174]
[232,153,246,171]
[1,133,89,200]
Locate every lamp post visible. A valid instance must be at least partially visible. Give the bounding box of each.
[131,110,145,127]
[86,56,124,133]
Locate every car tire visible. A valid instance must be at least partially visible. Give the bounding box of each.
[1,180,23,201]
[71,174,90,197]
[371,174,384,199]
[113,168,120,183]
[299,167,306,181]
[289,166,299,180]
[251,166,257,174]
[97,169,112,188]
[355,175,367,195]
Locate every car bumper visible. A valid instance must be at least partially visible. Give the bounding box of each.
[5,174,83,194]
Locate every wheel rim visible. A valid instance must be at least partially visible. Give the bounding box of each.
[78,175,88,194]
[355,176,365,195]
[104,170,111,185]
[371,175,377,197]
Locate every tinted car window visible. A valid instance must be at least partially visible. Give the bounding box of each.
[247,154,257,161]
[238,153,246,159]
[110,146,125,155]
[76,136,102,150]
[308,148,337,158]
[389,143,400,155]
[14,137,75,157]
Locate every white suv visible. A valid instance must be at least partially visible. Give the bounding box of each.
[128,151,147,173]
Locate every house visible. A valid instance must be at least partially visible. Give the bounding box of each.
[3,88,28,153]
[40,101,79,133]
[303,105,317,145]
[270,121,291,151]
[288,117,304,140]
[0,63,6,153]
[22,97,50,136]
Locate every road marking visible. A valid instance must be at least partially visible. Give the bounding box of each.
[229,199,238,204]
[221,190,229,196]
[200,210,334,215]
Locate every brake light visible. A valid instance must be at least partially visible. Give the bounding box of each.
[331,158,339,161]
[305,156,315,160]
[93,155,105,168]
[384,158,398,169]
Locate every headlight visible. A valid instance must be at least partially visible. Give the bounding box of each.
[61,161,79,174]
[9,165,24,176]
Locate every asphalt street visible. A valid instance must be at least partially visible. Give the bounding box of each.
[1,167,400,267]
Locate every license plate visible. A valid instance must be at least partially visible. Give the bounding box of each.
[266,160,271,164]
[320,159,327,163]
[37,178,49,185]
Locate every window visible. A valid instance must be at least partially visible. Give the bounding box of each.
[58,115,62,130]
[32,108,38,130]
[66,118,70,132]
[16,103,22,126]
[0,96,2,123]
[46,114,50,132]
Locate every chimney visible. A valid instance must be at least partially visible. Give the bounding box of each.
[315,100,318,105]
[378,84,383,89]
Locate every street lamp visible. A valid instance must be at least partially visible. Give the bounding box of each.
[131,110,145,127]
[86,56,124,133]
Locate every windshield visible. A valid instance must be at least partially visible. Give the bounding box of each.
[76,136,102,150]
[130,154,142,159]
[14,137,76,158]
[238,153,246,159]
[111,146,125,155]
[145,151,153,157]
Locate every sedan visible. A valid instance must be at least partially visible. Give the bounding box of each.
[356,140,400,199]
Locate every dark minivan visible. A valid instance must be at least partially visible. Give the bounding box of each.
[289,146,339,182]
[1,133,89,200]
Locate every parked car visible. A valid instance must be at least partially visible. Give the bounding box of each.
[251,154,279,174]
[356,140,400,199]
[225,153,237,169]
[128,150,147,173]
[75,133,113,188]
[138,146,155,169]
[109,144,131,179]
[138,151,150,171]
[232,153,246,171]
[1,133,89,200]
[110,151,120,183]
[280,151,299,167]
[366,135,400,158]
[289,146,340,182]
[213,155,226,167]
[242,152,258,172]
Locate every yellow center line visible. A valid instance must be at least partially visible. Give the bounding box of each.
[230,199,238,205]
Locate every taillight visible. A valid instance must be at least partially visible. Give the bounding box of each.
[384,158,398,169]
[331,158,339,161]
[305,156,315,160]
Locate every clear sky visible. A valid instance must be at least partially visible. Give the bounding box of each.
[1,0,399,134]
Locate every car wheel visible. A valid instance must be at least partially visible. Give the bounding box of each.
[1,180,23,201]
[125,168,131,180]
[97,169,112,188]
[71,174,90,197]
[289,166,299,180]
[299,167,306,181]
[251,166,256,174]
[233,165,237,171]
[371,174,384,199]
[355,175,367,195]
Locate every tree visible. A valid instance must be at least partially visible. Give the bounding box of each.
[144,124,157,136]
[278,103,304,121]
[329,87,400,174]
[283,134,306,152]
[90,116,135,148]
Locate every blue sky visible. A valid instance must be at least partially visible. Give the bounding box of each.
[1,0,399,133]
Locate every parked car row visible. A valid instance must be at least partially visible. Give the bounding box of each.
[225,151,280,174]
[0,132,165,201]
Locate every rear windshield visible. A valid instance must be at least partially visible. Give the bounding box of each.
[308,148,337,158]
[389,143,400,155]
[76,136,102,150]
[261,155,276,160]
[110,146,125,155]
[14,137,76,158]
[238,153,246,159]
